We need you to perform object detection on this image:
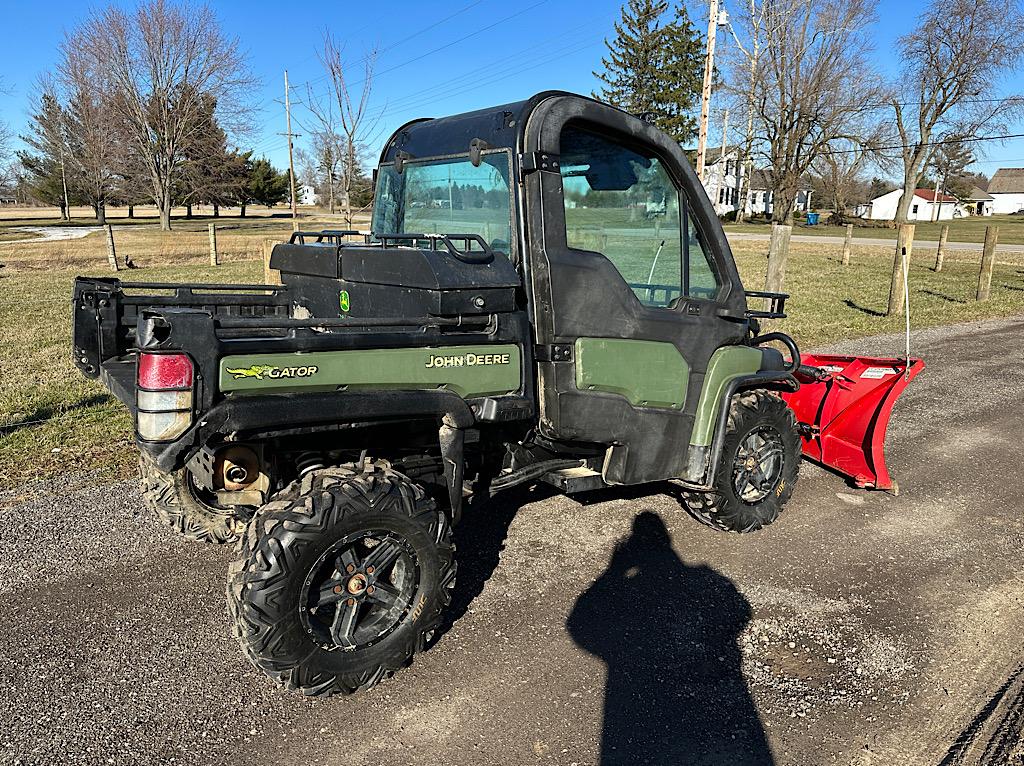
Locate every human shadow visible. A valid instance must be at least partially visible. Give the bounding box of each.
[567,512,773,765]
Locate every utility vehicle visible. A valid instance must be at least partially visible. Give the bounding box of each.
[72,91,920,696]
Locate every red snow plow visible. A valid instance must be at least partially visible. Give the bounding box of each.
[783,355,924,493]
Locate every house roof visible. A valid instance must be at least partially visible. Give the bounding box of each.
[989,168,1024,194]
[704,145,742,164]
[740,169,812,193]
[914,188,958,203]
[965,186,993,200]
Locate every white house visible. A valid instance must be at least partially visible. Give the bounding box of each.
[962,186,994,216]
[988,168,1024,214]
[702,146,745,215]
[702,147,812,217]
[296,184,318,206]
[863,188,957,221]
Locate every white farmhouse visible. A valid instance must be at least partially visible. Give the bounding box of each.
[962,186,994,216]
[702,146,745,215]
[988,168,1024,214]
[863,188,957,221]
[296,184,319,206]
[701,147,812,217]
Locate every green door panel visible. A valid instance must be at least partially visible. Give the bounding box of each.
[574,338,689,410]
[219,344,521,398]
[689,345,763,447]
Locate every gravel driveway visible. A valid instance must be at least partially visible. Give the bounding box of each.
[2,316,1023,765]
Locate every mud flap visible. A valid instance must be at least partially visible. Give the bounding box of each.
[782,354,924,492]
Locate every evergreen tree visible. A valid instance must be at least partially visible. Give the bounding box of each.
[19,90,72,218]
[246,158,290,208]
[593,0,704,144]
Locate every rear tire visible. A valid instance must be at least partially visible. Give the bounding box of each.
[681,390,799,533]
[138,454,246,544]
[227,462,455,696]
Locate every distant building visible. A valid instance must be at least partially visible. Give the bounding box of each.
[863,188,958,221]
[701,147,812,217]
[962,186,994,216]
[296,184,318,206]
[988,168,1024,214]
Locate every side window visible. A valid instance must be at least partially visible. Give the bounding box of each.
[559,124,719,307]
[685,212,719,299]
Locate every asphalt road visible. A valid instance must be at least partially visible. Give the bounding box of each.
[2,316,1023,765]
[726,230,1024,254]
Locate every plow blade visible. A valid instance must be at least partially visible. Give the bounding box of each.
[782,354,924,493]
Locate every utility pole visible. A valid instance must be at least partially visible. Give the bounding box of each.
[282,70,300,231]
[695,0,721,180]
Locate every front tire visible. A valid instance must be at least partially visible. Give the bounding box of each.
[681,390,799,533]
[227,463,455,696]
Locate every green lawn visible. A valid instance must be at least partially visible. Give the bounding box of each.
[724,214,1024,245]
[2,240,1023,491]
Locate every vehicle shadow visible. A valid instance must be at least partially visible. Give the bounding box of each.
[567,511,774,765]
[436,482,556,636]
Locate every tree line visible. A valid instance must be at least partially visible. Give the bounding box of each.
[6,1,326,229]
[593,0,1024,227]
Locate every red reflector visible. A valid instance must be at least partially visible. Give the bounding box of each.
[138,353,194,389]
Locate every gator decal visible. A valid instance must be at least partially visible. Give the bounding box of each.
[219,344,521,398]
[226,364,319,380]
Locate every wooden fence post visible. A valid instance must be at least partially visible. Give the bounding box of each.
[934,224,949,272]
[841,224,853,266]
[765,222,792,293]
[887,223,914,316]
[976,225,999,301]
[208,223,218,266]
[263,239,281,285]
[105,224,119,271]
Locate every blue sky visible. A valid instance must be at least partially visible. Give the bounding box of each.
[2,0,1023,177]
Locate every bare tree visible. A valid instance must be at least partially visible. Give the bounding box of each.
[0,79,11,167]
[722,0,767,222]
[74,0,252,230]
[317,35,377,226]
[889,0,1024,225]
[745,0,882,224]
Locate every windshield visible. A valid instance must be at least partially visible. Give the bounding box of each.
[371,152,513,254]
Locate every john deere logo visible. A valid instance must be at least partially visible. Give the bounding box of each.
[339,290,350,313]
[425,352,512,369]
[227,364,320,380]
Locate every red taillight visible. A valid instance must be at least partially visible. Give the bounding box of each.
[136,352,194,441]
[138,353,193,390]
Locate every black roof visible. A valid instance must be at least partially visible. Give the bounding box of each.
[379,91,619,164]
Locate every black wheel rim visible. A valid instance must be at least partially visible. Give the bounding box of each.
[299,530,421,652]
[185,471,236,518]
[731,426,785,504]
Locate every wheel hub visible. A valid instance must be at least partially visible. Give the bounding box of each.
[299,531,420,652]
[732,426,785,504]
[346,573,368,594]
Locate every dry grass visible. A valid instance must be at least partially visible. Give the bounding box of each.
[1,235,1022,491]
[0,210,371,272]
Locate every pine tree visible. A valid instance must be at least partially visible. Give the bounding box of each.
[593,0,704,144]
[19,90,72,219]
